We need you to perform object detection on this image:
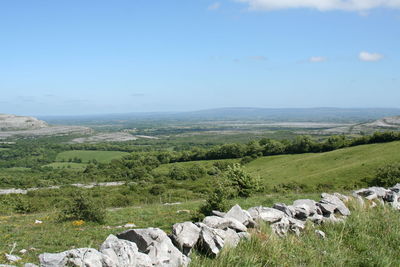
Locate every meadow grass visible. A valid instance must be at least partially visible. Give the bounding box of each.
[43,162,87,170]
[191,202,400,267]
[55,150,129,163]
[246,141,400,189]
[0,193,318,265]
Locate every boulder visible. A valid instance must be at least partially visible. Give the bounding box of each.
[293,205,311,220]
[211,210,226,217]
[287,217,305,236]
[100,234,152,267]
[293,199,319,215]
[39,248,115,267]
[248,206,286,223]
[354,187,389,199]
[333,193,350,202]
[317,202,336,217]
[309,213,324,224]
[117,228,190,267]
[225,204,256,227]
[218,228,240,248]
[320,193,350,216]
[202,216,247,232]
[171,222,201,256]
[390,184,400,193]
[237,232,251,240]
[272,203,296,218]
[24,264,39,267]
[196,223,225,257]
[270,217,290,237]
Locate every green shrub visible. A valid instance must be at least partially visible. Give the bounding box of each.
[149,184,166,195]
[14,196,38,214]
[58,192,106,223]
[226,163,260,198]
[371,163,400,187]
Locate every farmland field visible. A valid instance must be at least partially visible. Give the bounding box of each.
[43,162,87,170]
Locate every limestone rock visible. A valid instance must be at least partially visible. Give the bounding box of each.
[171,222,201,256]
[39,248,115,267]
[100,234,152,267]
[203,216,247,232]
[272,203,296,218]
[196,223,225,257]
[248,206,286,223]
[224,204,256,228]
[117,228,190,267]
[211,210,226,217]
[320,193,350,216]
[315,230,326,239]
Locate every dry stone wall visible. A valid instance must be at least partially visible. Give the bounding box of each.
[3,184,400,267]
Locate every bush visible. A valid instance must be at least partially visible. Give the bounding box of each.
[14,196,38,214]
[58,192,106,223]
[371,163,400,187]
[199,179,231,216]
[149,184,166,195]
[225,163,260,198]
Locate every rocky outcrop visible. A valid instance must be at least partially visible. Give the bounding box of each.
[0,114,48,131]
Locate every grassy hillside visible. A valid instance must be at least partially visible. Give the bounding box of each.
[246,141,400,189]
[55,150,129,163]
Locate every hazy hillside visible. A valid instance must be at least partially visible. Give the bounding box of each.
[0,114,48,131]
[39,107,400,125]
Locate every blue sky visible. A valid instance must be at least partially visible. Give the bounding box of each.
[0,0,399,115]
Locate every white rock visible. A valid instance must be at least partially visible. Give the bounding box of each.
[171,222,201,256]
[5,254,21,263]
[117,228,190,267]
[39,248,115,267]
[315,230,326,239]
[100,234,151,267]
[203,216,247,232]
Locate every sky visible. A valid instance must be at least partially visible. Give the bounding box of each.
[0,0,399,116]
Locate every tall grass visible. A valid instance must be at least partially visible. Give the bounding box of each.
[191,201,400,267]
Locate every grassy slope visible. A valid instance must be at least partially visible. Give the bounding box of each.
[246,141,400,188]
[55,150,129,163]
[0,193,319,265]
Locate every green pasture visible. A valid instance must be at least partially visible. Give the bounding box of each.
[246,141,400,189]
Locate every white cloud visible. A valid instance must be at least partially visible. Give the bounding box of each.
[309,56,327,62]
[236,0,400,11]
[359,51,384,61]
[208,2,221,10]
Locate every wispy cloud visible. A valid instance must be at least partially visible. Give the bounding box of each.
[309,56,327,63]
[236,0,400,12]
[249,56,267,61]
[359,51,384,62]
[208,2,221,10]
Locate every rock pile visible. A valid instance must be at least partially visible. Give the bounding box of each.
[4,184,400,267]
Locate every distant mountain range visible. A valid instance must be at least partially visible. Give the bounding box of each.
[39,107,400,124]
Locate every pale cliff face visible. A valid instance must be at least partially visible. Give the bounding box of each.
[0,114,48,131]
